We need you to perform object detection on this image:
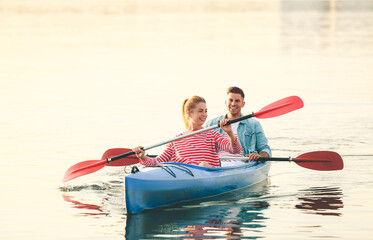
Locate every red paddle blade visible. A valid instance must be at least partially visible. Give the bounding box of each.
[63,160,106,183]
[293,151,344,171]
[254,96,304,119]
[63,148,140,183]
[101,148,139,166]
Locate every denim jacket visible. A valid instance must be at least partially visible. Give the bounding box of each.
[205,115,272,157]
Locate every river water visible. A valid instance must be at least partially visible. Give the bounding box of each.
[0,0,372,239]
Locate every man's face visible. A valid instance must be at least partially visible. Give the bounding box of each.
[225,93,245,118]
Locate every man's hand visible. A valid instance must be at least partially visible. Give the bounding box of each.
[246,152,269,162]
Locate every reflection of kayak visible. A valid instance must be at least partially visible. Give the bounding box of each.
[125,183,270,239]
[125,161,271,214]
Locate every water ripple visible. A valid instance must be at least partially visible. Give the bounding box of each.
[295,186,344,216]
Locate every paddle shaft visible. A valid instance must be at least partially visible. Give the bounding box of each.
[220,151,343,171]
[107,113,255,163]
[219,157,330,162]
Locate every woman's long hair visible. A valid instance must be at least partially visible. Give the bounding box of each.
[181,96,206,130]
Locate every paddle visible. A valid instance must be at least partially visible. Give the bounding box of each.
[220,151,344,171]
[100,148,343,171]
[63,95,303,182]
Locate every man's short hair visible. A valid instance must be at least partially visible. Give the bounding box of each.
[227,86,245,99]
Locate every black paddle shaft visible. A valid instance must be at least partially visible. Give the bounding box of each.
[218,113,255,126]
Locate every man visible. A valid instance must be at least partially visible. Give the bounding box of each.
[205,86,271,161]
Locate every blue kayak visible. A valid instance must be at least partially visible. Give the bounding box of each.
[125,161,271,214]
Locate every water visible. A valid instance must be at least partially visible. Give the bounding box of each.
[1,0,372,239]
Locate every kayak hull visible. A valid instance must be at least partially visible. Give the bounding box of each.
[125,161,271,214]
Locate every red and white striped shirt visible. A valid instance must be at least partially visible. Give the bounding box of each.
[141,130,242,167]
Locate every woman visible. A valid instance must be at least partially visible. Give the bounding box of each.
[132,95,242,167]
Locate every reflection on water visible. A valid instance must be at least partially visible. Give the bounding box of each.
[61,178,270,239]
[60,177,126,218]
[62,195,105,216]
[60,179,346,238]
[295,186,344,216]
[125,180,270,239]
[126,202,269,240]
[61,176,346,238]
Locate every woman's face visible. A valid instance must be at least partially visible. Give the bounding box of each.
[188,102,208,128]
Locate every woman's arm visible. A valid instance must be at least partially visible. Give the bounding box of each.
[132,144,174,166]
[213,131,242,154]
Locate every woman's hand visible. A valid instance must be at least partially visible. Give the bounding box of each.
[219,119,233,134]
[198,161,211,167]
[132,146,146,161]
[219,119,236,142]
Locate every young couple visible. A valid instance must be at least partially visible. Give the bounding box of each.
[133,86,271,168]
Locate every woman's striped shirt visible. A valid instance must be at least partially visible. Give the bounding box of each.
[140,130,242,167]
